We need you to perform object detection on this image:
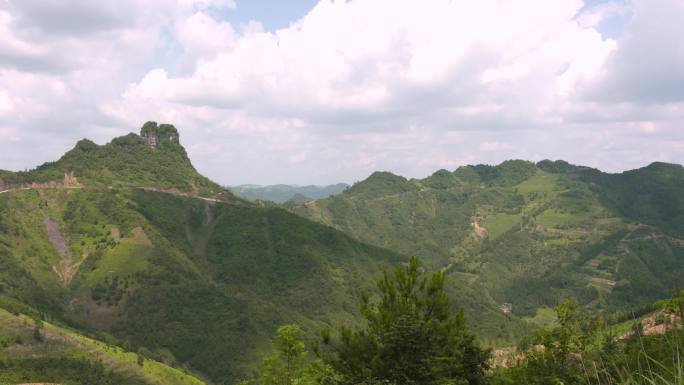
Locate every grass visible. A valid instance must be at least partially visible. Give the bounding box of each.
[522,306,557,328]
[537,208,592,228]
[515,173,559,195]
[484,213,521,240]
[0,308,205,385]
[599,332,684,385]
[86,227,152,285]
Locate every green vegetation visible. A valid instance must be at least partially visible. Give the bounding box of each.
[572,162,684,237]
[0,185,408,382]
[243,257,488,385]
[322,257,489,385]
[292,160,684,320]
[0,121,230,197]
[237,324,338,385]
[0,308,204,385]
[4,124,684,384]
[493,294,684,385]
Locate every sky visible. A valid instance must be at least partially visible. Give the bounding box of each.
[0,0,683,185]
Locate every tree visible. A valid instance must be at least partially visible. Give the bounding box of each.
[32,319,44,342]
[663,288,684,320]
[263,325,307,385]
[241,324,339,385]
[493,298,602,385]
[321,257,490,385]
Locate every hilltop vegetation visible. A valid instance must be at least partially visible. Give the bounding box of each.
[292,160,684,319]
[0,122,227,197]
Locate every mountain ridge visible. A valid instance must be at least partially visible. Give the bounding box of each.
[0,121,234,200]
[2,123,683,381]
[291,158,684,319]
[0,123,527,381]
[230,183,349,203]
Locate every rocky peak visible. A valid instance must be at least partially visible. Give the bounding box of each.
[140,121,180,149]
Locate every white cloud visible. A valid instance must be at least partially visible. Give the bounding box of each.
[582,0,684,104]
[577,1,631,29]
[124,0,617,123]
[0,90,15,115]
[0,0,683,184]
[479,142,514,152]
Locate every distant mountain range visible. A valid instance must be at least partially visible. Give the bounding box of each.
[229,183,349,203]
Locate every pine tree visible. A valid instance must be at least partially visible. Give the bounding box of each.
[322,257,490,385]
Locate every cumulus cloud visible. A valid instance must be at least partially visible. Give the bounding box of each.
[124,0,615,124]
[0,0,683,184]
[583,0,684,104]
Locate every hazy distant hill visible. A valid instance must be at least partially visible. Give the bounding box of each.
[230,183,349,203]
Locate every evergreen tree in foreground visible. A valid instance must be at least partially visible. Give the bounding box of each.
[321,256,490,385]
[237,324,339,385]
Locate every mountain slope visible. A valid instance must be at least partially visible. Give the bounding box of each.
[0,307,204,385]
[291,160,684,318]
[0,121,230,197]
[0,176,399,382]
[0,124,524,382]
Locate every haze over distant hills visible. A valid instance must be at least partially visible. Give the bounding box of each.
[230,183,349,203]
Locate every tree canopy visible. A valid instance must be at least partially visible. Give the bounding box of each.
[322,256,490,385]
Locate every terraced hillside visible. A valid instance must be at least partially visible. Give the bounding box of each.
[291,160,684,318]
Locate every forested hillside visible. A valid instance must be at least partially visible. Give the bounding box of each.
[3,124,684,383]
[0,124,523,382]
[292,160,684,319]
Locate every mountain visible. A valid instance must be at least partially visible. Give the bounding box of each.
[230,183,349,203]
[291,160,684,320]
[0,123,521,382]
[0,121,230,198]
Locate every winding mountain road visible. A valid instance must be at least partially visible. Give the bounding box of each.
[0,184,241,205]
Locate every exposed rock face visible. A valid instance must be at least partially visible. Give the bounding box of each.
[0,171,79,192]
[140,121,180,149]
[63,171,79,187]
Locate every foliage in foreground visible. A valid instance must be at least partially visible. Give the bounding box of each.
[493,294,684,385]
[242,257,490,385]
[245,283,684,385]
